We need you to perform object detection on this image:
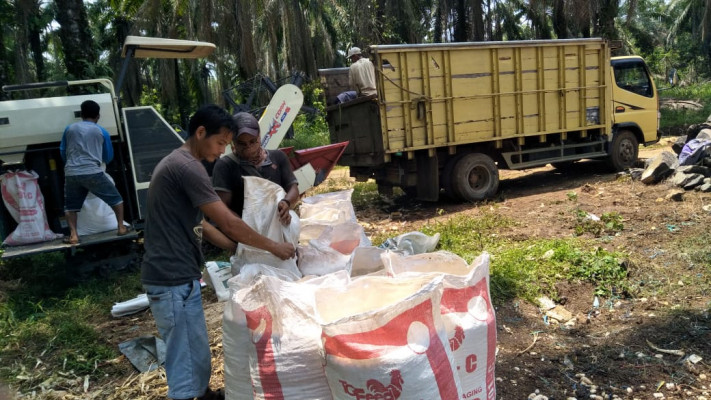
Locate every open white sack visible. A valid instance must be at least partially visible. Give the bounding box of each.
[382,251,497,400]
[223,270,350,400]
[233,176,300,277]
[317,274,463,400]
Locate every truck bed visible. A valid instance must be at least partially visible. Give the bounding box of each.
[1,229,139,260]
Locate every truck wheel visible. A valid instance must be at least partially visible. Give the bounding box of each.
[451,153,499,202]
[442,153,466,201]
[607,130,639,171]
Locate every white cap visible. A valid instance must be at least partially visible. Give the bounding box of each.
[347,47,362,58]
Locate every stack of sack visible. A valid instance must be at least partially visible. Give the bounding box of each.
[217,176,497,400]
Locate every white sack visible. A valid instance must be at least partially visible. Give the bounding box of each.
[350,246,387,277]
[297,222,364,276]
[297,244,352,277]
[1,170,62,245]
[234,176,300,277]
[317,274,463,400]
[76,171,128,236]
[382,251,497,400]
[223,271,350,400]
[299,189,371,246]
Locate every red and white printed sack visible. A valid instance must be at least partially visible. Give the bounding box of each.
[382,251,497,400]
[318,274,462,400]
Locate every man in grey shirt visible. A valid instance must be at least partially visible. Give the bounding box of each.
[141,104,295,400]
[60,100,129,244]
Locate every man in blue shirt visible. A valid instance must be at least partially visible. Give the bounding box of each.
[60,100,129,244]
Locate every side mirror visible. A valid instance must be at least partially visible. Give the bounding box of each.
[668,68,679,86]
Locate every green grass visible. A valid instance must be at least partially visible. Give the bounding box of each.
[660,82,711,130]
[0,253,143,387]
[281,84,331,150]
[306,176,382,210]
[408,212,629,303]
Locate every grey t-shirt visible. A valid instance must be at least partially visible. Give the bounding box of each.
[141,148,220,286]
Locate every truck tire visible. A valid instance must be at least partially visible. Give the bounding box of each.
[607,130,639,171]
[441,153,466,201]
[451,153,499,202]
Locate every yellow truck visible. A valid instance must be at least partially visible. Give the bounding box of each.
[320,38,660,201]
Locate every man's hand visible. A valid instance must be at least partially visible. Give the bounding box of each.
[277,200,291,225]
[270,241,296,260]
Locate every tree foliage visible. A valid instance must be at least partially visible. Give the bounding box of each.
[0,0,710,124]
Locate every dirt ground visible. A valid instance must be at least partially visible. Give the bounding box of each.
[36,137,710,400]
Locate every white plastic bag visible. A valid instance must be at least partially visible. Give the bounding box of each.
[1,170,62,245]
[379,231,441,255]
[202,261,233,302]
[317,274,462,400]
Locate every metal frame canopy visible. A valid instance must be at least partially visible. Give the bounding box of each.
[121,35,216,59]
[116,36,216,103]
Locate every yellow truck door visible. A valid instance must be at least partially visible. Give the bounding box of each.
[610,56,659,144]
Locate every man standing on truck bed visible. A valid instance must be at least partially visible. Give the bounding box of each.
[60,100,129,245]
[141,104,295,400]
[212,111,299,225]
[348,46,377,97]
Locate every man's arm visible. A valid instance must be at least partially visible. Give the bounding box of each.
[100,126,114,164]
[59,127,68,162]
[200,200,295,260]
[202,220,237,253]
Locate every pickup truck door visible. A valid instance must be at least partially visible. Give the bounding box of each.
[610,57,659,143]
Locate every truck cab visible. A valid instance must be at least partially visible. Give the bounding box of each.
[610,55,660,145]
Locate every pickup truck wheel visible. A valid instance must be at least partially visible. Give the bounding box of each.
[452,153,499,201]
[607,130,638,171]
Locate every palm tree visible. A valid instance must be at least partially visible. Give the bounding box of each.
[0,1,13,98]
[55,0,98,80]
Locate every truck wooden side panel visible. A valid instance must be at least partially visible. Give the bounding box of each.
[373,39,610,156]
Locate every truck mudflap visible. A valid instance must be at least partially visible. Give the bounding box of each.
[645,129,663,146]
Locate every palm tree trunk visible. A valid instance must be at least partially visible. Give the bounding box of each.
[454,0,468,41]
[0,16,10,99]
[55,0,97,80]
[594,0,619,40]
[702,0,711,56]
[626,0,637,28]
[233,0,258,80]
[553,0,568,38]
[472,0,485,40]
